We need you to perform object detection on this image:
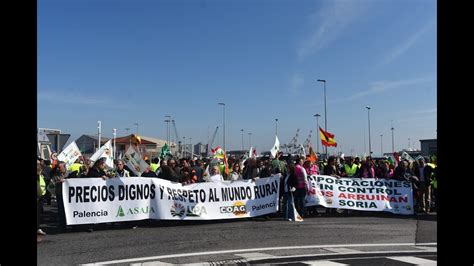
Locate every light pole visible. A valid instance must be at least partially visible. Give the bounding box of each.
[275,118,278,136]
[165,115,171,145]
[366,106,372,156]
[218,103,226,152]
[125,127,130,135]
[314,114,321,154]
[317,79,328,157]
[248,132,252,149]
[134,122,139,135]
[408,138,411,149]
[97,121,102,151]
[189,138,194,158]
[380,134,383,156]
[391,120,395,153]
[113,128,117,159]
[241,129,244,150]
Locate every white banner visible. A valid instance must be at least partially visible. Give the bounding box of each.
[305,175,414,215]
[57,141,82,168]
[123,145,149,176]
[89,140,114,168]
[63,176,280,225]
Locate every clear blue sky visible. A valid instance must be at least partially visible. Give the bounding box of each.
[38,0,436,157]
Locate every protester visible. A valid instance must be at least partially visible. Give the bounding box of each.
[37,159,47,240]
[294,157,308,218]
[50,161,69,229]
[323,156,341,177]
[208,165,224,182]
[242,158,259,181]
[282,162,297,221]
[230,162,243,181]
[141,166,158,177]
[341,156,358,177]
[87,158,111,179]
[114,159,131,177]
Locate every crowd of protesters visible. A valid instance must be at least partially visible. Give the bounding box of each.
[37,151,437,239]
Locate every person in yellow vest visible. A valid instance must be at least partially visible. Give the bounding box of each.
[68,159,83,177]
[150,158,160,173]
[341,156,358,177]
[37,159,47,240]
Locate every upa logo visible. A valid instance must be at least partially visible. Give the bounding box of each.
[186,204,208,217]
[220,201,247,216]
[170,203,186,218]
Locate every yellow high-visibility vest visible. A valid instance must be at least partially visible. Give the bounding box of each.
[150,163,159,172]
[38,174,46,196]
[344,164,358,176]
[69,163,82,174]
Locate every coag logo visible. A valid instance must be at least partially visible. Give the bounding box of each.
[170,203,186,218]
[220,201,247,216]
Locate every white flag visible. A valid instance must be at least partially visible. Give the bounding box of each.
[57,141,82,168]
[401,151,415,163]
[90,140,114,169]
[299,144,306,158]
[270,136,280,158]
[123,145,150,176]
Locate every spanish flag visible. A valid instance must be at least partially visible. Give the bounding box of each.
[319,127,337,147]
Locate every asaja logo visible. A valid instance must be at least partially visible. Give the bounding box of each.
[170,203,186,218]
[220,201,247,216]
[116,206,125,217]
[116,205,155,217]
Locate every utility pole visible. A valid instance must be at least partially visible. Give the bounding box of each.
[241,129,244,150]
[97,121,102,151]
[391,120,395,153]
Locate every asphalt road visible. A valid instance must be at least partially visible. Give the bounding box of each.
[37,204,436,265]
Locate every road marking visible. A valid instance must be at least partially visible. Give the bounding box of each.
[88,242,437,265]
[234,252,277,260]
[130,262,175,266]
[387,256,437,265]
[323,248,360,254]
[303,260,348,266]
[415,246,437,251]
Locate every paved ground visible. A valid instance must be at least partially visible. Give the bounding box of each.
[37,203,436,265]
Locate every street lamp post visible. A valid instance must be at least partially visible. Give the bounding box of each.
[125,127,130,135]
[380,134,383,156]
[218,103,226,152]
[314,114,321,154]
[391,120,395,153]
[134,122,139,135]
[189,137,193,158]
[366,106,372,156]
[241,129,244,150]
[165,115,171,145]
[248,132,252,149]
[113,128,117,159]
[317,79,328,157]
[408,138,411,149]
[97,121,102,151]
[275,118,278,136]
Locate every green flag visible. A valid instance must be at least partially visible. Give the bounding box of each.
[160,143,172,159]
